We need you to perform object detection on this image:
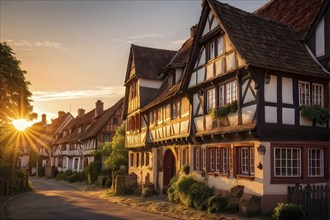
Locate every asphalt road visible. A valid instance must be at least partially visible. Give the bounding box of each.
[5,178,175,220]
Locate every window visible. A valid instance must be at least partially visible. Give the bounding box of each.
[274,148,301,177]
[216,148,220,171]
[145,152,150,166]
[194,148,200,171]
[150,110,157,125]
[182,148,187,166]
[219,81,237,107]
[172,100,181,119]
[299,81,310,105]
[136,153,140,167]
[226,81,237,104]
[113,117,118,125]
[238,147,254,176]
[220,147,230,173]
[130,154,134,167]
[141,152,145,166]
[308,148,324,177]
[103,133,110,142]
[206,88,216,112]
[209,148,216,171]
[202,148,206,171]
[216,36,223,56]
[312,84,324,106]
[207,36,224,62]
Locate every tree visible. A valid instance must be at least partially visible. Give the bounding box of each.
[0,42,34,195]
[101,124,128,171]
[0,42,34,125]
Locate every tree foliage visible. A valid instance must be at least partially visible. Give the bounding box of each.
[0,42,34,125]
[100,124,128,171]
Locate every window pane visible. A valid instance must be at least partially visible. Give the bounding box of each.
[274,148,301,177]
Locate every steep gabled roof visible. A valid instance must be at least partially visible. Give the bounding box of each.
[54,109,96,144]
[80,98,123,141]
[255,0,326,37]
[209,0,327,78]
[142,38,194,111]
[125,45,176,82]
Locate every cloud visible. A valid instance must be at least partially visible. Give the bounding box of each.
[32,86,125,102]
[6,39,65,49]
[113,33,164,44]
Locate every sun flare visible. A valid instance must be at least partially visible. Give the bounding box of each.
[12,119,33,131]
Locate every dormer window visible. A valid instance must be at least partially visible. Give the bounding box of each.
[206,35,224,62]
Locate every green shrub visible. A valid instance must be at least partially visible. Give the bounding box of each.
[208,195,228,213]
[37,167,45,177]
[177,175,197,195]
[116,185,134,195]
[186,181,212,210]
[87,161,102,183]
[167,175,212,211]
[168,175,179,202]
[181,165,190,175]
[55,171,64,180]
[141,187,154,198]
[273,203,305,220]
[67,172,80,183]
[27,180,34,191]
[78,170,87,182]
[104,177,112,188]
[134,188,142,196]
[114,169,127,177]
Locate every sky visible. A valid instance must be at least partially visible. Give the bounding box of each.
[1,0,268,122]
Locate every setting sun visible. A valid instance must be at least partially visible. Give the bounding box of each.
[12,119,33,131]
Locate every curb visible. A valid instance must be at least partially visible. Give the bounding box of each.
[0,192,32,220]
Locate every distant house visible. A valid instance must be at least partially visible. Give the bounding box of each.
[51,99,124,172]
[80,98,124,169]
[123,0,330,212]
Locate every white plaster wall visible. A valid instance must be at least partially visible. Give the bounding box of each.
[193,93,199,115]
[21,155,30,168]
[197,68,205,84]
[140,78,163,89]
[189,72,197,88]
[175,69,182,83]
[194,117,204,132]
[205,116,213,131]
[282,108,295,125]
[264,75,277,103]
[242,104,256,124]
[206,64,214,80]
[282,77,293,104]
[228,112,238,126]
[265,106,277,123]
[226,52,237,72]
[244,86,256,104]
[215,58,225,76]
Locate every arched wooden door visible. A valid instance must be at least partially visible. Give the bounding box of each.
[163,149,176,188]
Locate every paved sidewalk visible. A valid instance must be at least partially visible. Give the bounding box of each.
[62,178,273,220]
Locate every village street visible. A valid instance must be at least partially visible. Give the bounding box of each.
[4,178,175,220]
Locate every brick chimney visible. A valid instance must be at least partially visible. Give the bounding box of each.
[190,25,197,38]
[95,100,104,116]
[42,114,46,124]
[58,111,65,118]
[77,108,85,117]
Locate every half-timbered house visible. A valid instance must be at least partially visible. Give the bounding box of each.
[140,31,194,190]
[123,45,176,187]
[51,100,124,172]
[80,98,123,169]
[180,0,330,211]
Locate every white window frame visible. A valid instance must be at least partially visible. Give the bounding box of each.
[221,147,229,173]
[215,148,220,171]
[206,88,216,112]
[194,148,200,171]
[210,148,215,171]
[312,83,324,107]
[308,148,324,177]
[299,81,310,106]
[226,81,237,104]
[274,147,301,177]
[202,148,206,171]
